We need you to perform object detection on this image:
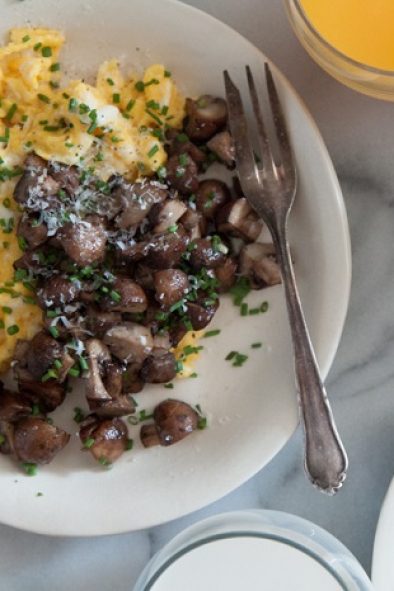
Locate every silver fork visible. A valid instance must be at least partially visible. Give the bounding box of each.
[224,63,348,494]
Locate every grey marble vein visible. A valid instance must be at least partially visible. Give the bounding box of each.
[0,1,393,589]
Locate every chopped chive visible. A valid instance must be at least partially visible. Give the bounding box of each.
[68,98,78,112]
[33,42,42,51]
[164,70,172,77]
[21,115,28,123]
[0,434,5,445]
[176,133,189,143]
[111,136,121,143]
[112,93,121,104]
[3,198,10,208]
[126,98,135,111]
[249,307,260,315]
[49,62,60,72]
[2,306,12,314]
[145,78,160,87]
[145,109,162,126]
[164,383,174,389]
[190,372,198,378]
[7,324,19,336]
[203,329,221,338]
[167,224,178,233]
[41,369,58,382]
[83,437,95,449]
[178,153,188,166]
[240,302,248,316]
[260,301,269,313]
[31,403,40,416]
[73,407,85,423]
[251,342,262,349]
[79,103,90,114]
[48,326,59,338]
[161,105,169,116]
[147,144,159,158]
[94,151,104,162]
[225,351,237,361]
[62,92,70,99]
[53,359,62,370]
[146,99,160,110]
[68,367,80,378]
[36,492,43,497]
[125,439,134,451]
[37,93,50,104]
[138,409,154,422]
[175,360,183,373]
[41,46,52,57]
[5,103,17,122]
[22,462,37,476]
[98,456,112,467]
[0,128,10,143]
[232,353,248,367]
[135,80,145,92]
[110,289,121,303]
[127,415,139,426]
[22,35,30,42]
[79,356,89,371]
[49,81,59,89]
[106,77,114,86]
[0,320,4,329]
[229,277,251,306]
[197,416,207,430]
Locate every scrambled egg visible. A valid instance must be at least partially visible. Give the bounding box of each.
[0,27,186,372]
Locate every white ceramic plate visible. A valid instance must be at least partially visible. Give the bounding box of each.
[0,0,351,536]
[372,478,394,590]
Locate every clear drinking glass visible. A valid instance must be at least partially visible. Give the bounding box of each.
[285,0,394,101]
[133,510,373,590]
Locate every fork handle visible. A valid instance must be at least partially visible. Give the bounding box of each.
[272,227,348,494]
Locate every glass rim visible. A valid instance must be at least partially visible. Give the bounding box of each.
[141,531,351,590]
[289,0,394,77]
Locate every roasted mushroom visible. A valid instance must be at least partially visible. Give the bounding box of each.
[153,399,199,445]
[114,179,168,230]
[57,215,107,266]
[207,131,235,167]
[0,386,32,421]
[104,323,153,364]
[186,297,219,330]
[18,377,67,412]
[48,162,80,195]
[140,423,161,448]
[154,268,190,310]
[144,226,189,269]
[189,238,227,270]
[166,153,199,195]
[149,199,188,233]
[13,153,59,205]
[140,349,177,383]
[17,214,48,248]
[184,95,227,141]
[13,417,70,464]
[99,276,148,314]
[214,257,238,292]
[79,415,129,464]
[216,198,263,242]
[179,207,206,240]
[239,242,282,288]
[37,275,80,309]
[195,179,231,219]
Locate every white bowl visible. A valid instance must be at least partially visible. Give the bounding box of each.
[0,0,351,535]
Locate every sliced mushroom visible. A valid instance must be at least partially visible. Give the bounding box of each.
[13,154,59,205]
[149,199,188,233]
[153,399,198,445]
[79,415,129,464]
[48,162,80,195]
[216,198,263,242]
[0,387,32,421]
[239,242,282,288]
[100,276,148,314]
[57,215,107,266]
[166,153,199,195]
[104,323,153,364]
[140,423,161,448]
[179,207,206,240]
[186,297,219,330]
[17,214,48,248]
[195,179,231,219]
[189,238,227,270]
[37,275,80,309]
[122,363,144,395]
[144,226,189,269]
[114,179,168,230]
[154,269,190,310]
[207,131,235,167]
[26,331,74,382]
[140,349,177,383]
[13,417,70,464]
[85,308,122,339]
[185,95,228,142]
[214,257,238,292]
[18,376,67,412]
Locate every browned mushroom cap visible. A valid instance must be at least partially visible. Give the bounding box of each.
[37,275,80,309]
[57,215,107,266]
[13,154,60,205]
[153,399,198,445]
[140,423,160,448]
[206,131,235,167]
[18,376,67,412]
[122,363,144,395]
[85,339,135,417]
[114,179,168,230]
[154,269,190,310]
[48,162,80,195]
[168,321,188,347]
[185,95,228,142]
[27,331,62,380]
[189,238,227,270]
[144,226,189,269]
[166,153,199,195]
[179,207,206,240]
[133,264,156,291]
[140,349,177,383]
[239,242,282,288]
[17,214,48,249]
[195,179,231,219]
[13,417,70,464]
[104,323,153,364]
[214,257,238,292]
[166,128,207,165]
[216,198,263,242]
[0,387,32,421]
[100,276,148,314]
[149,199,188,233]
[79,415,129,464]
[85,308,122,339]
[186,297,219,330]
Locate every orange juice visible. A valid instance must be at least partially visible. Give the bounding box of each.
[300,0,394,71]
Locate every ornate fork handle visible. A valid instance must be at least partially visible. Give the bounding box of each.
[272,220,348,494]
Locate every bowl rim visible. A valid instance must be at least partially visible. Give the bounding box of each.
[287,0,394,77]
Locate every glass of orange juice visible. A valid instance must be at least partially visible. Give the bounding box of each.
[285,0,394,100]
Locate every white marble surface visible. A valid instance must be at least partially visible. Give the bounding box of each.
[2,0,394,589]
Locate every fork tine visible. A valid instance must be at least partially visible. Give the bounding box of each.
[264,62,295,177]
[223,70,257,183]
[246,65,275,178]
